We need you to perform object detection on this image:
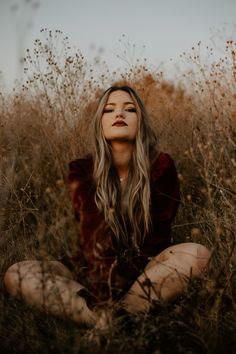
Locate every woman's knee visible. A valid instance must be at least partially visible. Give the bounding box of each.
[150,242,211,277]
[179,243,211,273]
[193,243,211,274]
[4,260,73,297]
[170,243,211,276]
[3,261,26,297]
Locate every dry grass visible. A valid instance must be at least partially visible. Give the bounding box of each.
[0,30,235,353]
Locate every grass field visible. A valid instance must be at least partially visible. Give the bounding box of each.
[0,30,235,353]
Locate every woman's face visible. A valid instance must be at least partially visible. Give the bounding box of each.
[101,90,139,143]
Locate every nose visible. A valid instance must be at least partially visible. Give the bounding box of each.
[116,109,125,118]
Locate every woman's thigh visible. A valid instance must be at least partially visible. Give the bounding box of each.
[122,243,211,310]
[145,242,211,277]
[4,260,73,296]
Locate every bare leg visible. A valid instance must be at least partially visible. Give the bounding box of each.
[122,243,211,313]
[3,260,97,326]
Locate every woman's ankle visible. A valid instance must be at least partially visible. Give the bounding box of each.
[72,294,97,326]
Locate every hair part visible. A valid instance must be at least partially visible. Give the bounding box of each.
[92,85,158,252]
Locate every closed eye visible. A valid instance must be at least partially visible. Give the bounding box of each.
[126,107,136,112]
[103,107,136,113]
[103,108,114,113]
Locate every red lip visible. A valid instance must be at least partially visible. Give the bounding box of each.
[112,120,128,126]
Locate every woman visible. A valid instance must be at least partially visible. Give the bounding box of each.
[3,85,210,326]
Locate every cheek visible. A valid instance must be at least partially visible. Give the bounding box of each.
[133,116,139,135]
[101,117,108,135]
[101,116,105,130]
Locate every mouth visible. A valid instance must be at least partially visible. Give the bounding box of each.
[112,120,128,127]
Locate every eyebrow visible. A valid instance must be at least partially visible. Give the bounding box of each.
[105,101,135,106]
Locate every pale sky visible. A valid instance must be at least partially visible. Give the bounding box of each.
[0,0,236,90]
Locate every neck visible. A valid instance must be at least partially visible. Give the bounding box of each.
[110,141,133,178]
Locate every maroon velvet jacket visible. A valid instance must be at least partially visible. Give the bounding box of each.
[68,152,180,302]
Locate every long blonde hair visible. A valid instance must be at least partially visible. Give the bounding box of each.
[92,86,158,253]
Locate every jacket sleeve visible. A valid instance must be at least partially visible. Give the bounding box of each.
[68,157,94,223]
[152,153,180,221]
[68,159,86,222]
[145,153,180,254]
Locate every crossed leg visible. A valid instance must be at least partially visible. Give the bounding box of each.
[122,242,211,313]
[3,243,211,323]
[3,260,97,326]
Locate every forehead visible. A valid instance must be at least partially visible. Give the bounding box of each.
[106,90,134,104]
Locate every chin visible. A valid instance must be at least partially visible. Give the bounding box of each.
[106,135,136,143]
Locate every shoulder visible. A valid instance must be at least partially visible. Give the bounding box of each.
[150,152,177,183]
